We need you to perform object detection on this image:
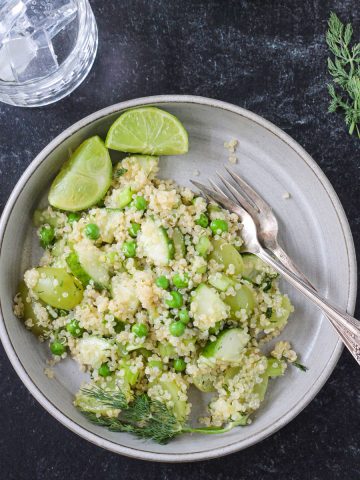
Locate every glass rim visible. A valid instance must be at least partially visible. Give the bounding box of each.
[0,0,93,90]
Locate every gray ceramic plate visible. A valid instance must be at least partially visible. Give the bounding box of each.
[0,95,357,462]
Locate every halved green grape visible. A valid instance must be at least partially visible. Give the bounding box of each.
[32,267,83,309]
[224,283,255,316]
[105,107,189,156]
[269,295,292,330]
[18,281,49,337]
[48,136,112,212]
[209,239,244,275]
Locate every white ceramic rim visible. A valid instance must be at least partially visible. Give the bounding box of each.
[0,95,357,462]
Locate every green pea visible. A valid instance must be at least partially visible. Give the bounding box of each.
[179,309,190,324]
[156,275,169,290]
[172,272,189,288]
[128,222,141,238]
[196,213,209,228]
[210,219,228,234]
[98,363,111,377]
[39,225,55,248]
[169,321,185,337]
[50,341,66,356]
[122,241,137,258]
[132,323,148,337]
[68,212,81,223]
[166,291,183,309]
[173,358,186,372]
[114,320,126,333]
[132,195,148,211]
[85,223,100,240]
[66,319,84,338]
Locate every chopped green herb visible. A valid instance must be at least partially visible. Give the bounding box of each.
[293,362,308,372]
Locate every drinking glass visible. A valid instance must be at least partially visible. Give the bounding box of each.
[0,0,98,107]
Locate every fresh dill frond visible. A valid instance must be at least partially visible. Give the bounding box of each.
[293,361,308,372]
[80,386,128,410]
[326,12,360,138]
[79,386,247,444]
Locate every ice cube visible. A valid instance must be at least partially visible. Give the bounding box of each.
[15,28,58,82]
[0,0,26,43]
[23,0,77,39]
[0,32,37,82]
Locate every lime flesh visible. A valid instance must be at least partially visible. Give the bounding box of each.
[105,107,189,155]
[48,136,112,212]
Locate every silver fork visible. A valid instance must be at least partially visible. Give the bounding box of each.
[191,179,360,366]
[211,169,360,365]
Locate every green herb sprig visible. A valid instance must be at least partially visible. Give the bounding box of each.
[80,386,247,444]
[326,12,360,138]
[293,361,308,372]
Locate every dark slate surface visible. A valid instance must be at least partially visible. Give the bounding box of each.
[0,1,359,478]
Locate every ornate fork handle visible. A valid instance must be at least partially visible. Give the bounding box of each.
[258,248,360,364]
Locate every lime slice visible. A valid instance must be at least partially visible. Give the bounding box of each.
[105,107,189,155]
[48,136,112,212]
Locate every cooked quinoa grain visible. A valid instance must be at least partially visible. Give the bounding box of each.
[14,152,297,432]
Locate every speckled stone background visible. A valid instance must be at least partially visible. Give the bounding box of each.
[0,1,359,478]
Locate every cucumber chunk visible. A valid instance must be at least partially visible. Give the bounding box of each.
[156,379,187,421]
[74,378,121,417]
[190,283,228,330]
[67,239,110,289]
[75,336,112,369]
[138,218,173,266]
[202,328,250,363]
[208,273,233,292]
[172,227,186,259]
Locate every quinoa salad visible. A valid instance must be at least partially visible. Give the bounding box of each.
[14,107,300,444]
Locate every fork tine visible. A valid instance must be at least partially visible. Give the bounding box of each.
[190,180,249,218]
[208,179,225,195]
[216,172,260,219]
[224,166,272,214]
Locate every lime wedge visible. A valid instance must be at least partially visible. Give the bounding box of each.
[105,107,189,155]
[48,136,112,212]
